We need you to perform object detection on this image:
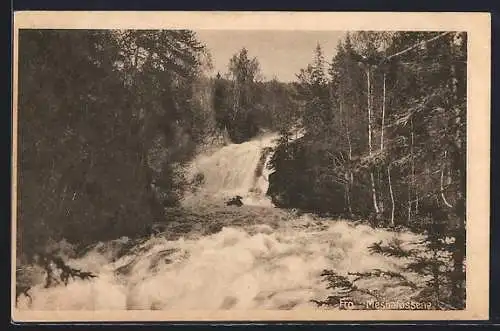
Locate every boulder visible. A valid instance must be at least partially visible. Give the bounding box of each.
[226,195,243,207]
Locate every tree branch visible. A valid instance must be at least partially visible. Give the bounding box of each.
[385,32,453,63]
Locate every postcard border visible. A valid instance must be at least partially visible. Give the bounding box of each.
[11,11,491,322]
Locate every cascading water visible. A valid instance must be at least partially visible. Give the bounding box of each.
[183,133,278,208]
[16,132,424,312]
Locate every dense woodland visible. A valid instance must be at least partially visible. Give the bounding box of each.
[267,31,467,308]
[18,30,299,264]
[17,30,466,308]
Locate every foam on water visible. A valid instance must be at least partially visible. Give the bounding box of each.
[17,216,423,310]
[183,133,278,208]
[17,132,424,310]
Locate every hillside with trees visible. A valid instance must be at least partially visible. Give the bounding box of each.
[16,31,298,263]
[16,30,467,310]
[267,31,467,308]
[18,30,213,260]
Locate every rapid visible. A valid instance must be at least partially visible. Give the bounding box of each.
[16,133,424,311]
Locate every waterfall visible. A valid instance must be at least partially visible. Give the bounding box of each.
[183,133,278,207]
[15,130,424,313]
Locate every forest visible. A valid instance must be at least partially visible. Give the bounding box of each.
[16,30,467,309]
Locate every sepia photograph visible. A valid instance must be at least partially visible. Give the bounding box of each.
[11,12,490,322]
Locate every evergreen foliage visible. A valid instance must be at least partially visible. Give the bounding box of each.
[267,31,467,308]
[16,30,467,309]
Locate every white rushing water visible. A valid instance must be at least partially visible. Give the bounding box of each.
[17,132,424,311]
[183,132,278,208]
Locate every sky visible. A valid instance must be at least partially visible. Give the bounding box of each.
[194,30,346,82]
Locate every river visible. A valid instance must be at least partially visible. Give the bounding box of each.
[16,133,425,310]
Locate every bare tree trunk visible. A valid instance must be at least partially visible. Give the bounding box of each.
[133,45,139,70]
[339,95,353,215]
[441,150,453,208]
[346,119,354,216]
[415,187,419,214]
[410,118,419,215]
[387,164,395,226]
[366,68,380,214]
[380,73,394,225]
[407,116,414,225]
[347,123,354,186]
[346,104,354,216]
[223,124,231,145]
[380,73,386,151]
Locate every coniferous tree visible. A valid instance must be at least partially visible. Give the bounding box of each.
[17,29,211,263]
